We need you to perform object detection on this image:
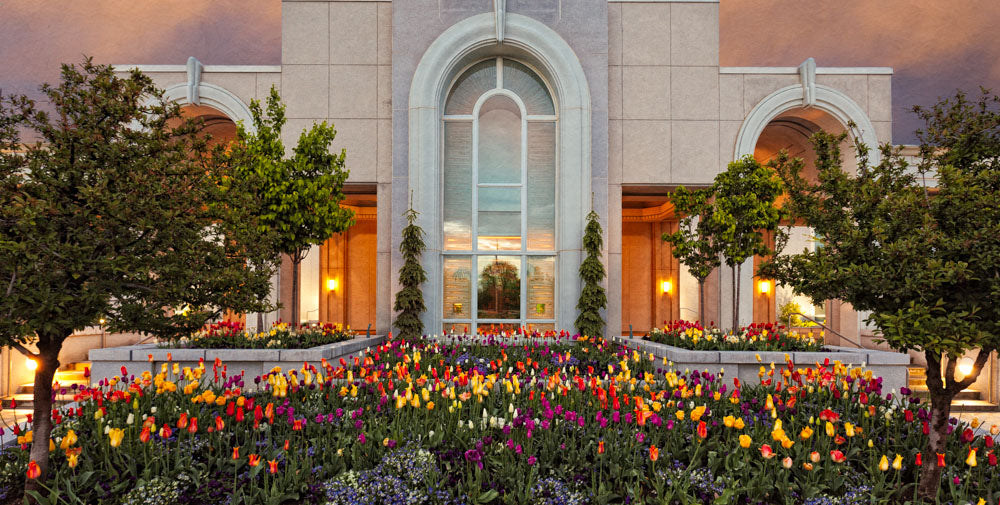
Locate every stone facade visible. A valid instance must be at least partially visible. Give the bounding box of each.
[106,0,896,348]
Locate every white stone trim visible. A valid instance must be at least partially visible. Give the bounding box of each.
[608,0,718,3]
[720,66,893,75]
[406,12,591,334]
[113,64,282,73]
[161,82,256,134]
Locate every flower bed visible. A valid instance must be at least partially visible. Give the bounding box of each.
[647,320,824,352]
[173,321,354,350]
[3,335,997,504]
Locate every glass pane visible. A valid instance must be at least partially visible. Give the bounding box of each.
[474,323,522,336]
[477,256,521,319]
[478,187,521,250]
[679,263,700,323]
[776,227,825,325]
[443,256,472,319]
[478,95,522,184]
[502,60,554,115]
[444,122,473,250]
[525,323,555,334]
[526,122,555,250]
[445,60,497,115]
[526,256,555,320]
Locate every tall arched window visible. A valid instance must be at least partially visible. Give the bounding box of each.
[441,57,557,333]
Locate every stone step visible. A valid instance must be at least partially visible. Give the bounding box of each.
[911,386,982,401]
[949,400,1000,413]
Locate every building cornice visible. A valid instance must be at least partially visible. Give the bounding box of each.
[111,64,281,73]
[721,66,892,75]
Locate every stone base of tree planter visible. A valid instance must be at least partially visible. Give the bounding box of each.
[612,336,910,394]
[88,335,387,389]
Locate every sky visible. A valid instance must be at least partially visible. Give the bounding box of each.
[1,0,997,144]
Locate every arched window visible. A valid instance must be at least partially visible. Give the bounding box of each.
[441,57,557,333]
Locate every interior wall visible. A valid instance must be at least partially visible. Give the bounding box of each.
[318,204,378,332]
[620,200,682,334]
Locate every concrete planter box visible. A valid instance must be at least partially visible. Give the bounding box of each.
[611,336,910,394]
[88,335,387,389]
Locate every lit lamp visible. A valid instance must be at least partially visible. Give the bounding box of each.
[326,278,338,292]
[26,358,37,371]
[661,280,672,294]
[958,358,974,378]
[758,280,771,295]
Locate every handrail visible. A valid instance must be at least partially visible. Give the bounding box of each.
[787,312,864,349]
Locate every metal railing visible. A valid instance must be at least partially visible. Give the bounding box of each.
[786,312,863,349]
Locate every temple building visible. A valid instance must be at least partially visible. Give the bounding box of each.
[110,0,895,343]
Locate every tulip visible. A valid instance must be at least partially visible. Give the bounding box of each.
[249,454,261,467]
[697,421,707,439]
[799,426,813,440]
[26,461,41,480]
[215,416,225,432]
[966,448,977,467]
[188,417,198,434]
[723,415,735,428]
[177,413,189,429]
[936,453,946,467]
[159,425,172,439]
[892,454,903,470]
[915,453,922,466]
[108,428,125,448]
[760,444,776,459]
[139,426,151,444]
[802,462,813,471]
[67,452,79,468]
[649,445,659,462]
[878,455,889,471]
[781,456,793,469]
[844,423,855,437]
[284,439,290,451]
[739,435,752,449]
[810,451,821,463]
[598,441,605,454]
[268,459,279,474]
[233,446,240,460]
[825,422,836,437]
[734,418,745,430]
[60,429,77,450]
[830,450,846,463]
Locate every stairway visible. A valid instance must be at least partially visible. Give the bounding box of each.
[0,362,90,426]
[908,367,998,412]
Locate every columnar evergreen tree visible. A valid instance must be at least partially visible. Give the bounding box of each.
[662,187,723,327]
[575,210,607,338]
[0,59,276,490]
[394,203,426,339]
[713,155,785,329]
[229,88,355,326]
[759,90,1000,502]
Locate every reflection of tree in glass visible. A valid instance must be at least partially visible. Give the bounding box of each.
[478,259,520,319]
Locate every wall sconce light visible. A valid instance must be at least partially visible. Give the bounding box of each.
[758,280,771,295]
[661,280,672,294]
[25,358,37,371]
[326,278,338,292]
[958,358,974,377]
[452,303,463,314]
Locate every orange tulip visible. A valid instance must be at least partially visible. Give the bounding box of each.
[26,461,41,479]
[139,426,151,444]
[268,459,279,474]
[232,446,240,460]
[188,417,198,434]
[284,439,290,451]
[177,413,189,429]
[598,441,605,454]
[937,453,946,467]
[248,454,261,467]
[649,445,660,462]
[215,416,225,432]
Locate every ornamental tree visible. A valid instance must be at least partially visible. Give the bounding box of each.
[662,187,723,328]
[575,210,607,338]
[394,202,427,339]
[759,90,1000,502]
[229,88,354,325]
[712,155,786,330]
[0,59,276,491]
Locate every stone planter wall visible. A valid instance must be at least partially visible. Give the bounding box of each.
[611,336,911,394]
[89,335,387,389]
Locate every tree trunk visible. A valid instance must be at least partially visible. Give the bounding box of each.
[291,257,300,327]
[698,279,706,328]
[916,352,952,502]
[256,312,264,333]
[23,339,61,496]
[732,264,740,331]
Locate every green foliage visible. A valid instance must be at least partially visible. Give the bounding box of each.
[575,210,607,338]
[662,187,723,326]
[0,58,277,485]
[226,87,355,322]
[394,205,427,339]
[759,89,1000,501]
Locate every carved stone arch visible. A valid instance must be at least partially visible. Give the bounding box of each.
[162,83,256,135]
[404,12,592,333]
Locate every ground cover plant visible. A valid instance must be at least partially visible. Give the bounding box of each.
[169,321,354,350]
[2,334,997,504]
[646,321,825,352]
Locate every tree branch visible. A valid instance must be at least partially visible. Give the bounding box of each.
[4,270,13,297]
[953,348,994,392]
[10,342,39,361]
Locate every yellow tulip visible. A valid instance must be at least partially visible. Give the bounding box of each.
[892,454,903,470]
[799,426,814,440]
[878,454,889,471]
[845,422,856,437]
[67,452,79,468]
[60,430,78,450]
[780,437,795,449]
[734,418,745,430]
[723,415,735,428]
[676,410,685,421]
[739,434,752,449]
[825,422,836,437]
[108,428,125,448]
[966,448,978,467]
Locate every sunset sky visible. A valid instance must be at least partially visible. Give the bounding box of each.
[2,0,997,144]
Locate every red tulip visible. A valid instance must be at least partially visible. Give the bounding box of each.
[236,407,245,423]
[177,413,189,429]
[915,453,923,466]
[937,453,946,467]
[760,444,776,459]
[697,421,707,439]
[268,459,279,474]
[215,416,225,432]
[226,402,235,417]
[988,451,997,467]
[139,426,151,444]
[188,417,198,434]
[232,446,240,460]
[26,461,41,480]
[904,410,913,422]
[830,450,846,463]
[922,421,929,436]
[284,439,290,451]
[962,428,975,443]
[248,454,261,467]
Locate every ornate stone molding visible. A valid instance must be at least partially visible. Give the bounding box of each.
[494,0,506,44]
[186,56,204,106]
[798,57,816,108]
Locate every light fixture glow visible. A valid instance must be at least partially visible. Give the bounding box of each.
[25,358,37,371]
[99,318,106,325]
[661,280,672,294]
[758,280,771,294]
[958,358,974,377]
[326,278,338,291]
